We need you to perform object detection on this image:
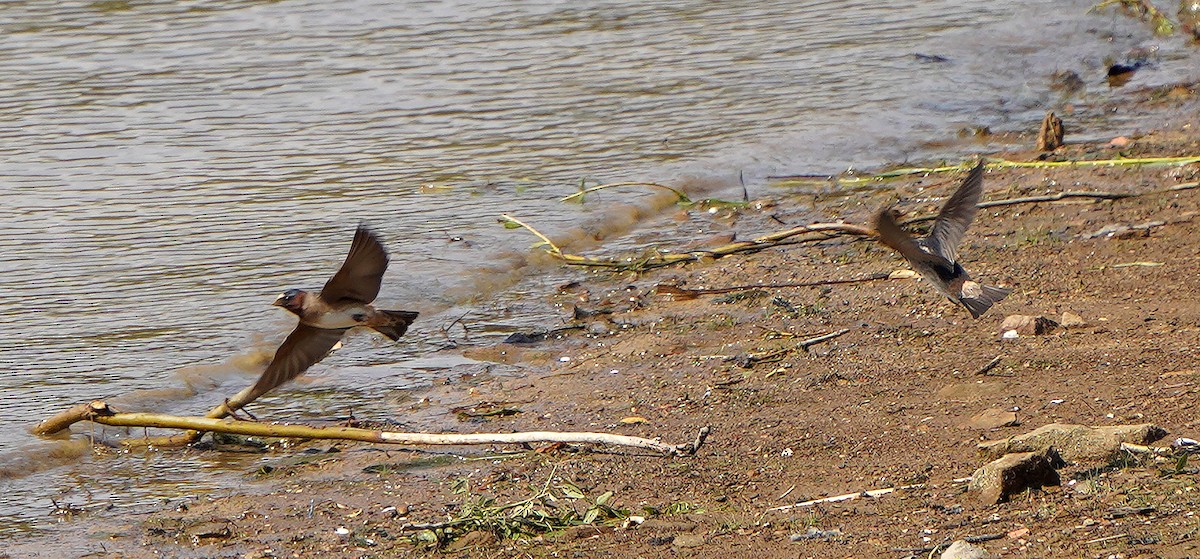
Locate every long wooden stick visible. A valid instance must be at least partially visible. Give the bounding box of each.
[33,401,709,456]
[655,273,890,299]
[767,476,973,512]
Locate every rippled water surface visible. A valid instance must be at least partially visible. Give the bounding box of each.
[1,0,1197,536]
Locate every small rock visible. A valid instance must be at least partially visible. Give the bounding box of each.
[941,539,992,559]
[1060,311,1087,328]
[977,423,1168,462]
[789,527,843,541]
[1173,438,1200,453]
[672,533,705,548]
[965,408,1020,430]
[969,448,1063,504]
[1000,315,1058,335]
[1109,136,1132,147]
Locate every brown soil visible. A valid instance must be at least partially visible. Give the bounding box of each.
[12,117,1200,559]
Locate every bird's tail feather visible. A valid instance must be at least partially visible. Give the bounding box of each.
[373,310,419,341]
[961,284,1011,319]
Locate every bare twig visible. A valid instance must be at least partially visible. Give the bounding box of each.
[560,181,691,204]
[33,401,708,456]
[768,476,972,512]
[499,214,563,256]
[902,191,1136,226]
[656,273,890,300]
[767,482,926,511]
[1084,533,1130,545]
[738,328,851,368]
[798,328,851,349]
[975,356,1003,376]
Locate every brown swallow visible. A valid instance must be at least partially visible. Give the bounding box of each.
[247,225,419,399]
[874,162,1010,318]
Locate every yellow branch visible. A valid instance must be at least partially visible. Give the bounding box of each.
[33,401,708,456]
[560,181,691,204]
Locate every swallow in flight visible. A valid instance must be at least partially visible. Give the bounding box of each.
[247,224,419,399]
[874,162,1010,318]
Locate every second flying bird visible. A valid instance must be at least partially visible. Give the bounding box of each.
[874,162,1010,318]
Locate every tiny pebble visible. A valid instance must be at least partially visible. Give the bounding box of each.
[558,356,571,362]
[335,527,350,535]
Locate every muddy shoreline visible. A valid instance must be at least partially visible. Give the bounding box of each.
[10,88,1200,558]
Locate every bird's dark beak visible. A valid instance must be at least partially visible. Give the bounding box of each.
[272,296,286,307]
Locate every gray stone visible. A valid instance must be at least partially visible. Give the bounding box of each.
[969,448,1063,504]
[965,409,1019,430]
[999,315,1058,335]
[789,527,843,542]
[672,533,705,548]
[941,540,992,559]
[1060,311,1087,328]
[978,423,1168,462]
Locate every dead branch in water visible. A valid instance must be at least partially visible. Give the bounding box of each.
[33,401,709,457]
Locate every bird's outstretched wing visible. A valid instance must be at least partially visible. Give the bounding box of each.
[321,224,389,304]
[248,324,348,399]
[876,208,957,279]
[876,209,930,263]
[925,162,985,262]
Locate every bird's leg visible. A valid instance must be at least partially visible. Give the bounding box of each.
[224,399,259,422]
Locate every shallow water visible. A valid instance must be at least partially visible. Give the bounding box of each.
[0,0,1197,538]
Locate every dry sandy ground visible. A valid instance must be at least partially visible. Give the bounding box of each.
[10,97,1200,559]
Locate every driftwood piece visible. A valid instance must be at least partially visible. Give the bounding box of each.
[33,401,709,456]
[767,476,973,512]
[1037,111,1065,151]
[655,273,890,300]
